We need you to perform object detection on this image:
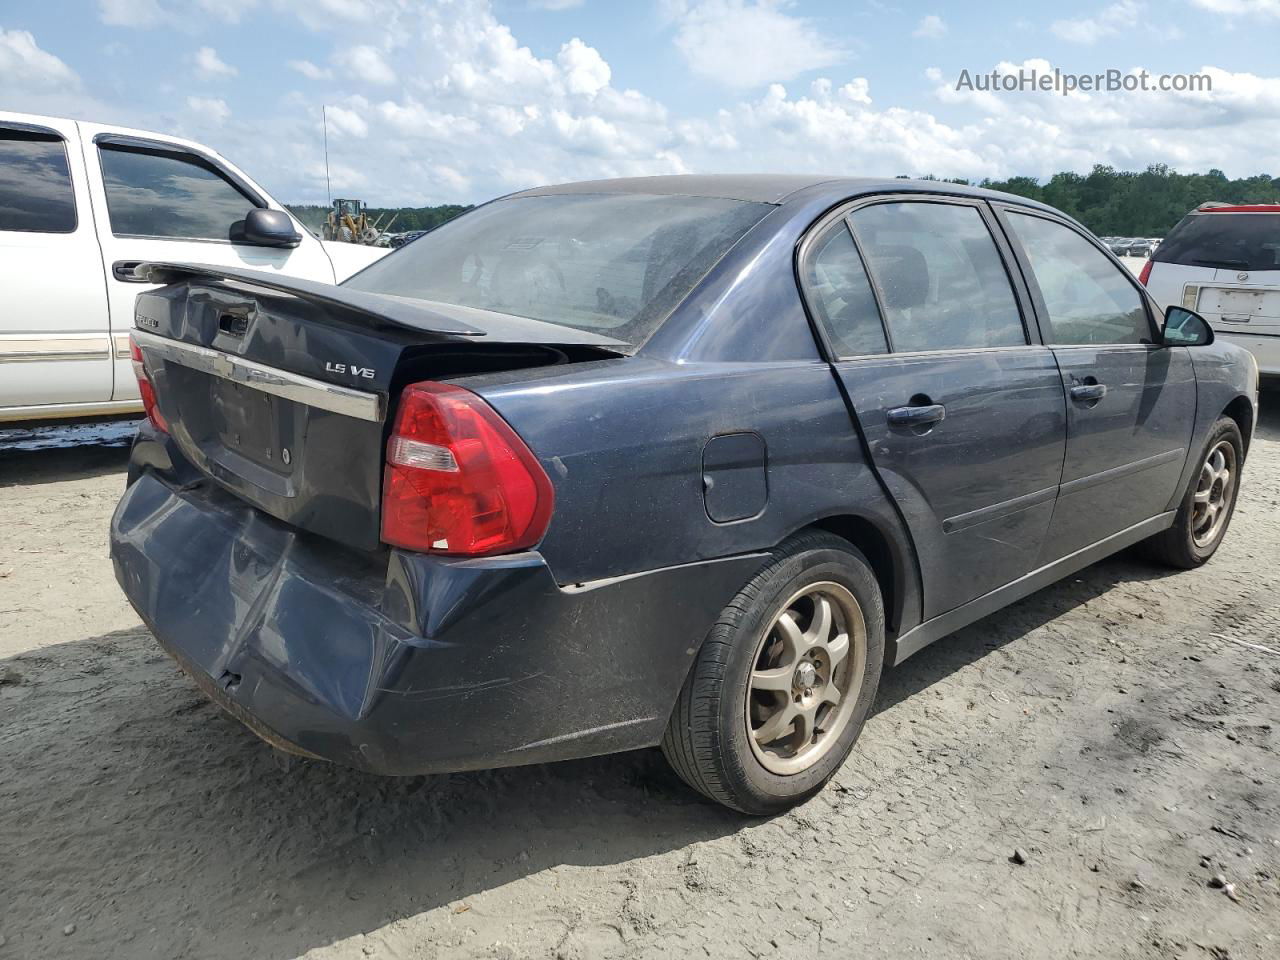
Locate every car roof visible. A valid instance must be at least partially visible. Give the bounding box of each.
[510,173,1062,213]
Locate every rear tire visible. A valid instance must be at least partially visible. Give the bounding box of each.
[1142,417,1243,569]
[661,532,885,814]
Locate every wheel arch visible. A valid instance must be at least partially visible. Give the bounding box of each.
[1223,395,1254,457]
[806,513,918,648]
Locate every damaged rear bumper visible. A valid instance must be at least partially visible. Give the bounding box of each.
[110,453,763,775]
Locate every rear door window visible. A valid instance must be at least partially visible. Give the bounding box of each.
[98,144,258,240]
[848,201,1025,353]
[1154,212,1280,272]
[1006,212,1153,345]
[801,221,888,357]
[0,128,77,233]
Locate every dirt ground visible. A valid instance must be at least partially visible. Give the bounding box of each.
[1,402,1278,960]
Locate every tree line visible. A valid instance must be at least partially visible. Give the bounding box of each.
[289,165,1280,240]
[924,164,1280,236]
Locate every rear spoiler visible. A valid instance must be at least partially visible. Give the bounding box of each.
[138,262,485,337]
[137,262,630,350]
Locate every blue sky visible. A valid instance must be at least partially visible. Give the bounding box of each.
[2,1,1279,205]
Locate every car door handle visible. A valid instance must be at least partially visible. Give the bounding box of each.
[1069,383,1107,402]
[887,403,946,426]
[112,260,148,283]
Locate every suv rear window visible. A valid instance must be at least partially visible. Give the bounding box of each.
[1154,212,1280,272]
[343,193,772,348]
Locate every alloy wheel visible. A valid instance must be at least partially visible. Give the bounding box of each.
[1192,439,1236,548]
[745,582,866,776]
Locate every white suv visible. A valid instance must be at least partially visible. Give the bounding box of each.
[1142,202,1280,377]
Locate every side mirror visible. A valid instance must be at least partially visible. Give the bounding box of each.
[234,208,301,249]
[1162,305,1214,347]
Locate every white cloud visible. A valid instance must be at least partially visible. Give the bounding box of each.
[0,28,80,92]
[288,59,332,80]
[432,165,470,192]
[98,0,258,26]
[194,46,237,79]
[349,44,394,85]
[1190,0,1280,13]
[274,0,377,29]
[1052,0,1143,44]
[186,95,230,123]
[376,99,479,138]
[25,0,1280,208]
[530,0,585,8]
[325,103,369,137]
[913,14,947,38]
[557,38,610,97]
[196,0,257,22]
[664,0,847,90]
[928,58,1280,176]
[97,0,166,26]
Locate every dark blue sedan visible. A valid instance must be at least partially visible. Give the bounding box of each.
[112,175,1258,813]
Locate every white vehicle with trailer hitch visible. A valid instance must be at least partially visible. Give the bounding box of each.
[1141,202,1280,378]
[0,110,388,423]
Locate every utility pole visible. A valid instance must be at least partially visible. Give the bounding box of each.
[322,105,332,206]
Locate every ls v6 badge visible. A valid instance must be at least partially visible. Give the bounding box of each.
[325,362,376,379]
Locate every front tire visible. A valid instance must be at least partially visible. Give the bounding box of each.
[661,532,885,814]
[1142,416,1244,569]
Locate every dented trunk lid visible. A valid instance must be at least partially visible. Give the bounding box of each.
[132,262,623,552]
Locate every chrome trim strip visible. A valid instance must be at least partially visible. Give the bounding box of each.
[0,336,111,363]
[1059,448,1185,498]
[113,335,133,359]
[1046,342,1164,352]
[130,330,384,423]
[836,344,1049,363]
[943,484,1058,534]
[0,400,143,423]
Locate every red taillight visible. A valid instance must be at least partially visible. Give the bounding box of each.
[380,382,554,556]
[1138,259,1153,286]
[129,335,168,432]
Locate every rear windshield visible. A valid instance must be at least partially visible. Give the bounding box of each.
[343,193,772,347]
[1154,212,1280,272]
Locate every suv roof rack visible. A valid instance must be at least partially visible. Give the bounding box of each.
[1197,201,1280,213]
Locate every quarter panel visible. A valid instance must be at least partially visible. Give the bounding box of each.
[471,358,921,630]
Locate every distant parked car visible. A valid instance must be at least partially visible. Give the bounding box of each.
[389,230,427,249]
[111,175,1257,814]
[0,110,388,423]
[1141,202,1280,376]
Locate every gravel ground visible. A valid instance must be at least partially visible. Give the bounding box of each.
[1,401,1278,960]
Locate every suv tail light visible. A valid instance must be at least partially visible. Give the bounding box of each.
[1138,259,1153,286]
[381,382,554,556]
[129,335,168,432]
